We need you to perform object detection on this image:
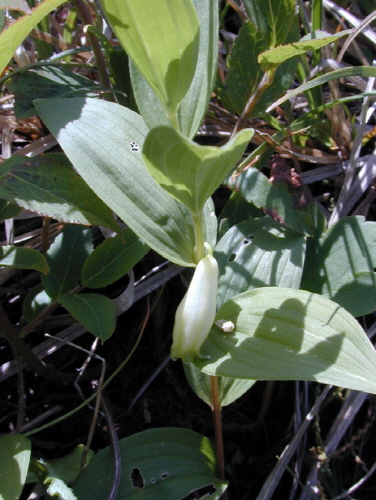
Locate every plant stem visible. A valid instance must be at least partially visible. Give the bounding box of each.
[72,0,113,98]
[210,375,228,499]
[232,69,275,137]
[193,211,205,263]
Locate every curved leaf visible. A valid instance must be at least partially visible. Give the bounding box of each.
[72,428,227,500]
[0,433,31,500]
[184,363,256,407]
[100,0,199,121]
[41,225,93,300]
[143,126,253,213]
[81,228,148,288]
[259,30,351,70]
[195,287,376,394]
[0,154,119,231]
[0,0,66,75]
[58,293,116,342]
[301,216,376,316]
[130,0,218,138]
[34,97,196,266]
[0,245,49,274]
[228,166,314,235]
[0,200,22,222]
[215,217,306,308]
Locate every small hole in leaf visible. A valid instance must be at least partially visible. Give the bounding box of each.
[244,234,254,244]
[131,468,145,489]
[228,253,236,262]
[150,477,157,484]
[129,141,140,152]
[160,472,169,480]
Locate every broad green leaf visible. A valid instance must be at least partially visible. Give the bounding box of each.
[228,166,314,235]
[100,0,199,123]
[58,293,116,342]
[0,0,66,75]
[143,126,253,213]
[0,245,49,274]
[41,225,93,300]
[243,0,296,48]
[184,363,256,407]
[0,200,22,221]
[72,428,227,500]
[81,228,149,288]
[267,66,376,112]
[8,67,97,119]
[0,433,31,500]
[34,97,197,267]
[194,287,376,394]
[301,216,376,317]
[215,217,306,308]
[259,30,352,71]
[178,0,218,137]
[22,284,52,322]
[0,154,119,231]
[226,21,266,115]
[130,0,218,138]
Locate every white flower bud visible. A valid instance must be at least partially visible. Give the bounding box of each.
[170,252,219,363]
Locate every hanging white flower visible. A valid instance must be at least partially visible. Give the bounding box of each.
[170,249,218,363]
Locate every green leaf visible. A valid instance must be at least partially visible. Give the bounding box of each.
[22,284,52,322]
[267,66,376,112]
[301,216,376,316]
[215,217,306,308]
[194,287,376,394]
[34,97,197,267]
[143,126,253,213]
[130,0,218,138]
[226,21,266,115]
[0,245,49,274]
[184,363,256,407]
[72,428,227,500]
[0,0,66,75]
[81,228,149,288]
[8,67,97,119]
[58,293,116,342]
[243,0,296,48]
[228,166,314,236]
[0,433,31,500]
[0,154,119,231]
[177,0,218,137]
[100,0,199,122]
[41,225,93,300]
[259,30,352,71]
[0,200,22,221]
